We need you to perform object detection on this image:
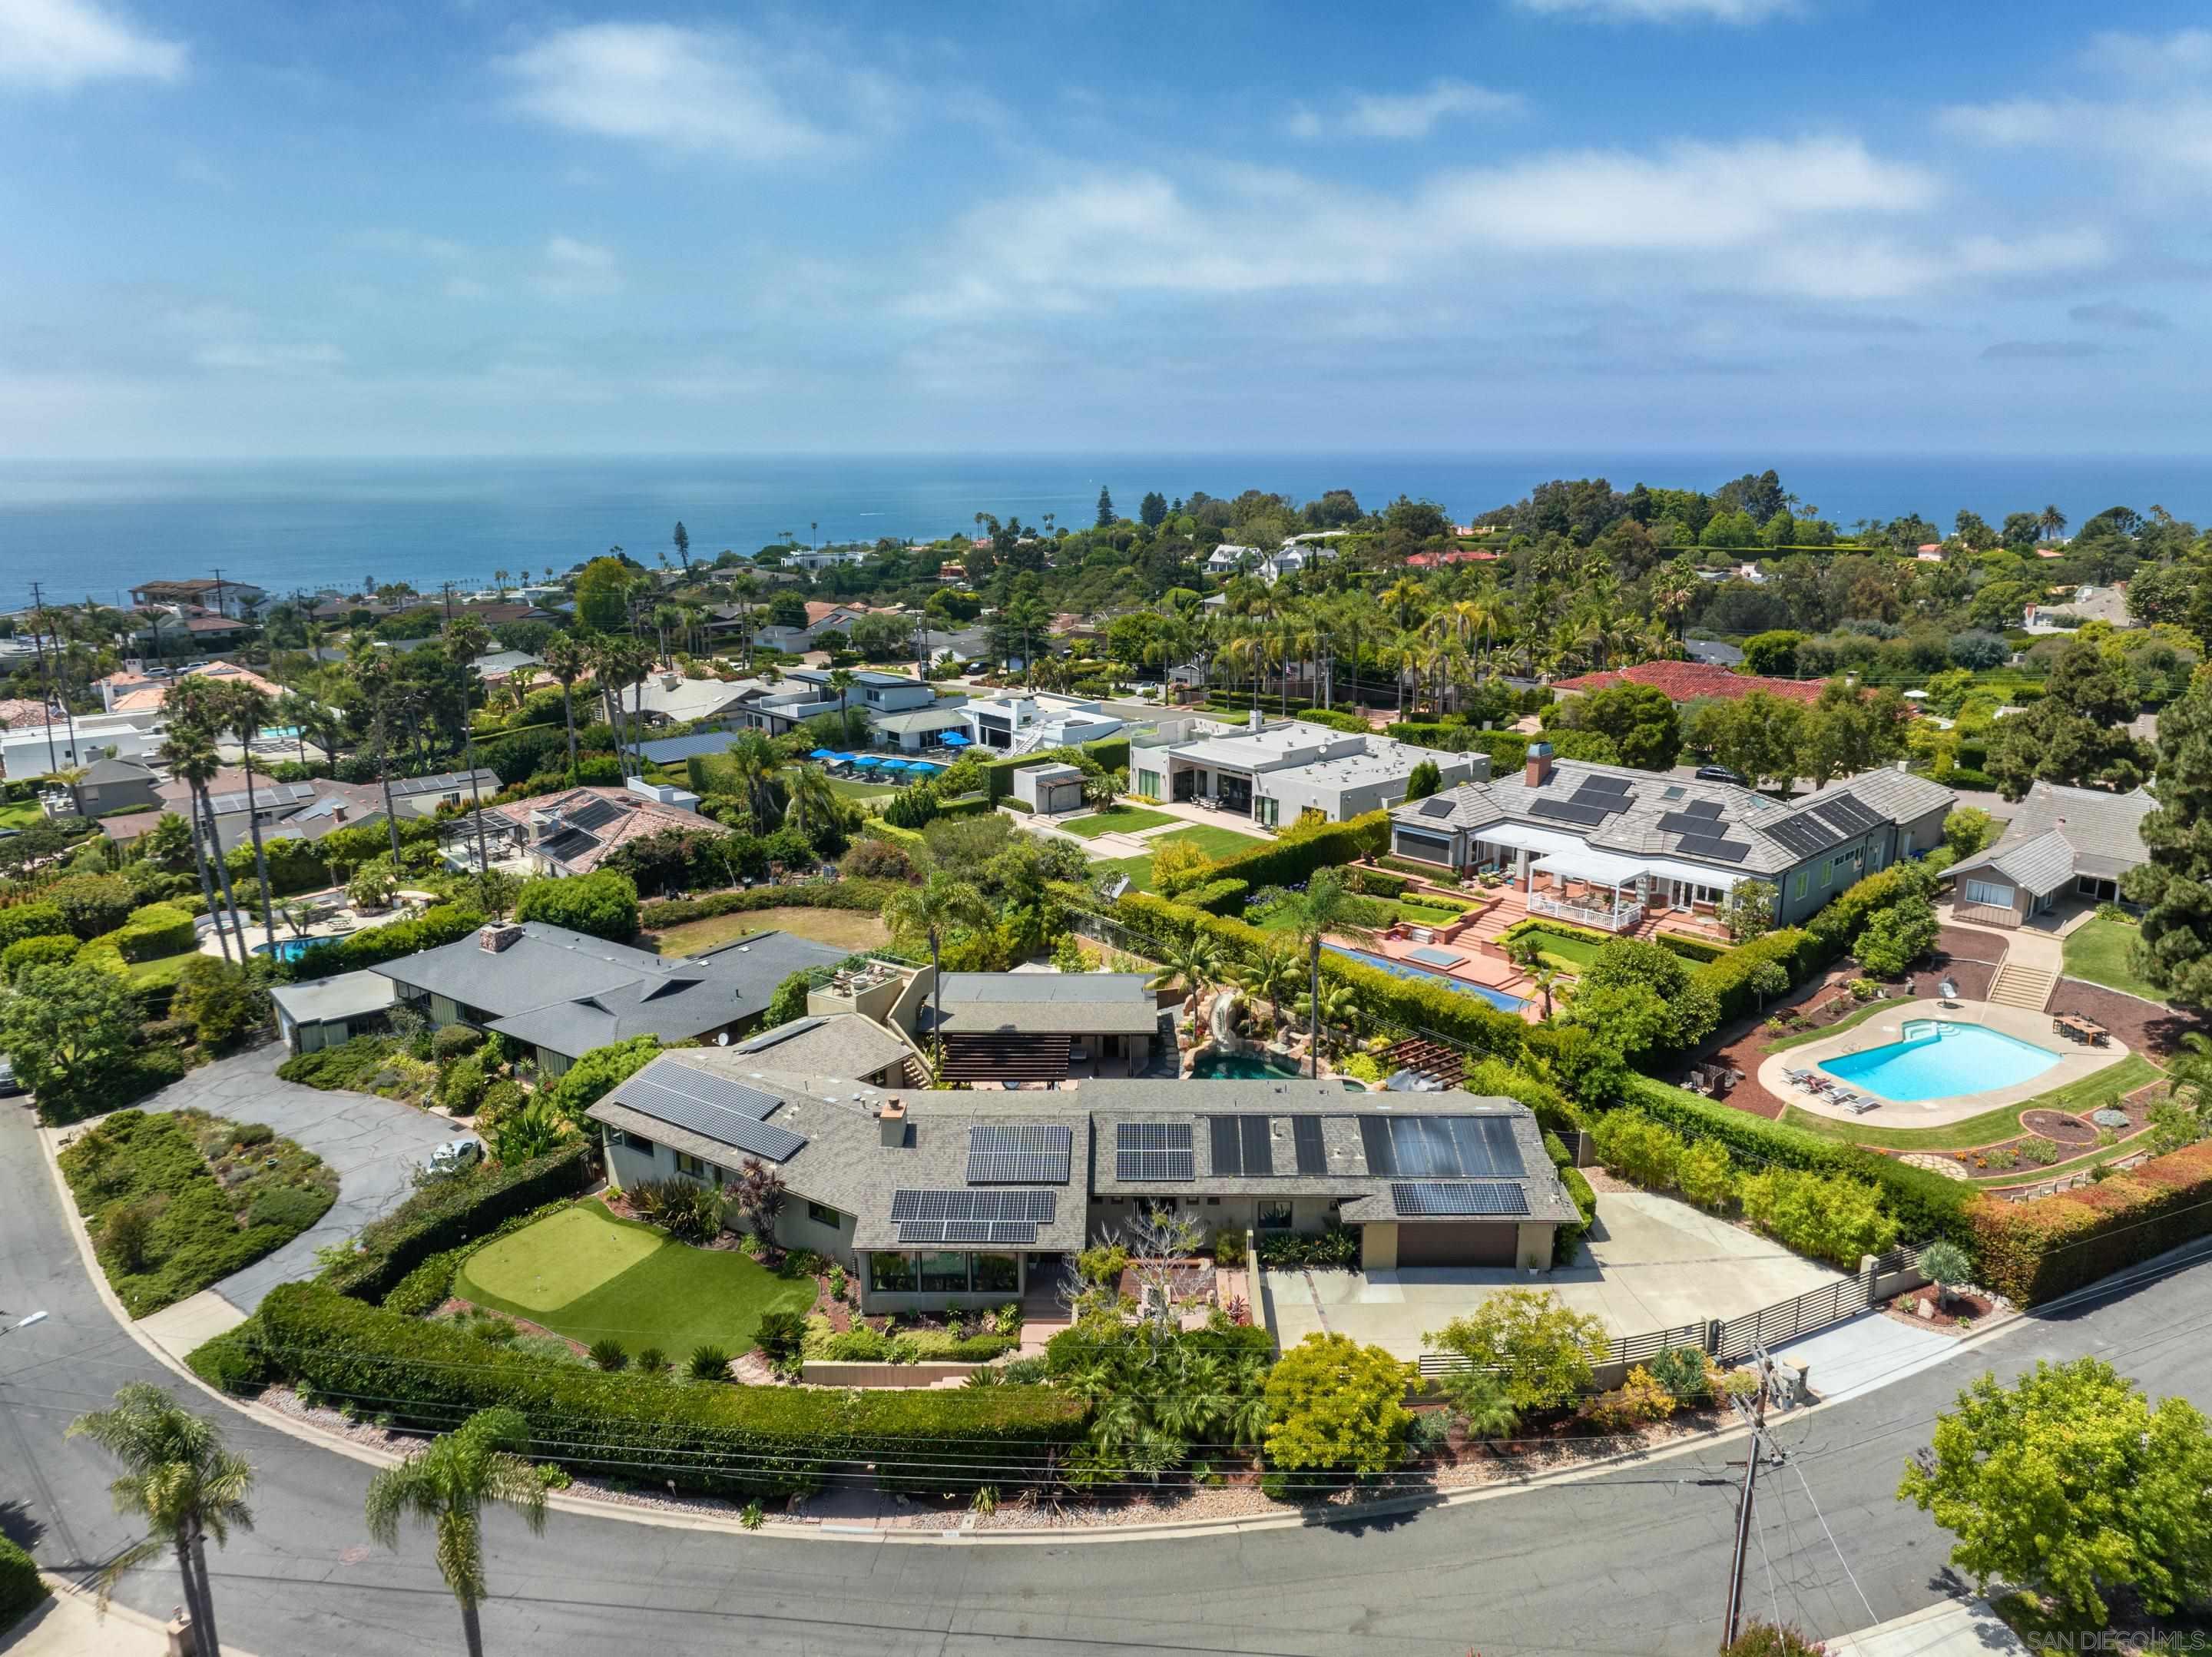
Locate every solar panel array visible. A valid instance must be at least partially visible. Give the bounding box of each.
[565,796,627,834]
[611,1066,807,1162]
[1809,792,1882,834]
[891,1187,1055,1244]
[1655,810,1714,836]
[1532,798,1610,827]
[1115,1121,1194,1181]
[1672,832,1753,864]
[1765,813,1838,858]
[1292,1114,1328,1176]
[1568,776,1632,817]
[1357,1115,1526,1178]
[1208,1115,1277,1178]
[1391,1180,1530,1218]
[1417,797,1456,820]
[1684,798,1724,819]
[537,828,600,863]
[966,1123,1074,1185]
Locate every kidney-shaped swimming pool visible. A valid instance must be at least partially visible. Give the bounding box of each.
[1817,1019,2061,1103]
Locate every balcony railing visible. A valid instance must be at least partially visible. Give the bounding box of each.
[1529,891,1644,933]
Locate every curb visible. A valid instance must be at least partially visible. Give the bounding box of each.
[28,1572,264,1657]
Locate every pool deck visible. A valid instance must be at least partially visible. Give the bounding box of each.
[1324,934,1541,1019]
[1757,998,2131,1128]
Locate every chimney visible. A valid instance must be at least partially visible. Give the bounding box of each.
[478,923,524,953]
[331,804,347,824]
[878,1099,907,1148]
[1525,741,1555,788]
[1247,708,1264,732]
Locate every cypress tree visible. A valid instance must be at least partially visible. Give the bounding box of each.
[2128,673,2212,1007]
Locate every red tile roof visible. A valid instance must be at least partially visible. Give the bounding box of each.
[1551,660,1825,705]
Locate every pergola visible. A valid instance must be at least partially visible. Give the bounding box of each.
[1530,846,1651,931]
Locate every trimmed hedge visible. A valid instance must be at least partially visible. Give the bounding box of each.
[1206,809,1389,893]
[1691,926,1828,1022]
[1626,1079,1975,1251]
[0,1534,46,1633]
[1179,877,1249,916]
[285,903,485,983]
[321,1142,592,1303]
[639,878,902,930]
[979,736,1131,803]
[98,902,197,963]
[0,902,69,950]
[1969,1141,2212,1306]
[239,1283,1084,1498]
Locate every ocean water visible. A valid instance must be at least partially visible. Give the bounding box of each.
[3,451,2208,613]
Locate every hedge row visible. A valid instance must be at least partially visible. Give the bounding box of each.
[1626,1079,1975,1251]
[1204,810,1390,893]
[1691,926,1829,1023]
[283,903,485,983]
[230,1284,1084,1498]
[1178,877,1248,916]
[1500,915,1725,968]
[0,1535,45,1633]
[1969,1140,2212,1306]
[638,878,902,930]
[0,902,68,950]
[979,736,1131,803]
[94,901,197,963]
[321,1143,592,1303]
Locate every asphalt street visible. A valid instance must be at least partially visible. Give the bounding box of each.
[4,1101,2207,1657]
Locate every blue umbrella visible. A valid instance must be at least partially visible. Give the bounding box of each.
[881,758,915,771]
[809,748,837,759]
[940,731,970,747]
[907,760,942,773]
[853,754,886,767]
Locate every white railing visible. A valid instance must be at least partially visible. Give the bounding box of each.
[1528,892,1644,932]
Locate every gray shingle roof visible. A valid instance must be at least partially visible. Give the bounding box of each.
[1956,829,2078,896]
[727,1012,915,1081]
[925,973,1163,1036]
[1955,780,2155,885]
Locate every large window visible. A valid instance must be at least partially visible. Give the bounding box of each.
[1257,1200,1294,1232]
[675,1152,715,1181]
[868,1251,917,1293]
[1964,879,2015,909]
[918,1251,970,1293]
[806,1201,843,1228]
[621,1132,656,1157]
[973,1254,1020,1294]
[1791,870,1809,902]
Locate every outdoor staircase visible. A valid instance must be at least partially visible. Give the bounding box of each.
[1988,961,2058,1012]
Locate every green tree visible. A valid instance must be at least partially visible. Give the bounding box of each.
[170,956,269,1050]
[220,681,280,949]
[1796,681,1908,787]
[1898,1357,2212,1626]
[881,872,992,1039]
[1577,937,1717,1052]
[1722,877,1775,943]
[1854,898,1938,979]
[1139,490,1168,529]
[1270,869,1377,1079]
[541,1033,661,1126]
[0,960,141,1116]
[1688,691,1806,790]
[1942,806,1994,860]
[1096,486,1115,528]
[2124,673,2212,1006]
[68,1384,256,1655]
[515,870,638,942]
[1261,1333,1416,1489]
[572,556,632,633]
[1402,757,1443,801]
[1987,638,2152,799]
[1562,682,1681,771]
[1740,629,1804,677]
[671,519,690,571]
[763,967,820,1028]
[1424,1288,1611,1413]
[365,1407,548,1657]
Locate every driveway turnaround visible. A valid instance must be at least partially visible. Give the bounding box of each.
[1268,1190,1842,1357]
[125,1042,469,1312]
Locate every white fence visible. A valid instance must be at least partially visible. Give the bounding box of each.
[1529,892,1644,933]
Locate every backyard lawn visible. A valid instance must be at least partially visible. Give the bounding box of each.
[2061,917,2164,1003]
[1508,925,1604,973]
[0,798,41,830]
[1775,1052,2163,1152]
[1060,804,1176,838]
[1094,853,1157,893]
[644,905,889,958]
[1149,824,1265,860]
[455,1198,816,1359]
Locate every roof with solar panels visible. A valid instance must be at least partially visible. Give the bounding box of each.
[584,1059,1580,1245]
[1389,756,1952,879]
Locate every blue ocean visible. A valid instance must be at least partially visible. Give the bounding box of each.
[2,452,2206,613]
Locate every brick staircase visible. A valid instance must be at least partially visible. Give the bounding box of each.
[1988,960,2058,1012]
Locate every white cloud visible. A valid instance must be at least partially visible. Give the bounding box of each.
[1941,38,2212,190]
[194,342,344,373]
[0,0,184,89]
[497,22,895,162]
[1287,78,1522,141]
[2083,28,2212,81]
[536,235,620,299]
[1512,0,1798,22]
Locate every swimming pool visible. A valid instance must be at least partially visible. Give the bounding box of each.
[1191,1050,1367,1090]
[1818,1019,2061,1103]
[1322,945,1530,1014]
[260,725,303,741]
[252,930,356,961]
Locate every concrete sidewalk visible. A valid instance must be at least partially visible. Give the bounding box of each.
[1770,1309,1963,1405]
[2,1576,259,1657]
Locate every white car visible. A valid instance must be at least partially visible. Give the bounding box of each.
[423,1137,485,1178]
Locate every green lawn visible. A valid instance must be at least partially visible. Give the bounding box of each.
[2061,917,2164,1003]
[0,798,41,830]
[1061,805,1177,839]
[126,951,204,989]
[826,776,899,800]
[1765,996,1916,1052]
[1094,854,1157,893]
[455,1198,816,1360]
[1149,824,1266,859]
[1510,925,1604,973]
[1778,1052,2162,1152]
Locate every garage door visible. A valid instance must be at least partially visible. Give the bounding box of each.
[1396,1222,1515,1267]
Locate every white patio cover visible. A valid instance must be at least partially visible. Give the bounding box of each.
[1532,846,1649,886]
[1472,821,1585,857]
[1637,855,1754,890]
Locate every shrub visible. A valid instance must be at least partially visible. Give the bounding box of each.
[628,1178,724,1242]
[320,1142,591,1302]
[432,1024,485,1059]
[286,903,484,982]
[636,1346,668,1374]
[588,1337,629,1370]
[1178,877,1249,916]
[1720,1622,1829,1657]
[1555,1165,1596,1266]
[169,956,269,1050]
[1582,1365,1675,1432]
[690,1343,733,1380]
[1969,1140,2212,1305]
[1424,1288,1610,1413]
[1075,1243,1128,1284]
[637,878,906,931]
[752,1310,806,1362]
[231,1122,276,1148]
[1691,927,1824,1024]
[1260,1333,1416,1491]
[246,1185,334,1231]
[2017,1136,2064,1167]
[0,1533,48,1633]
[1738,1168,1898,1268]
[2,931,80,977]
[1255,1225,1362,1268]
[1675,1139,1737,1211]
[1213,1229,1247,1268]
[437,1049,492,1115]
[1591,1109,1681,1190]
[185,1316,272,1394]
[538,1034,662,1128]
[1351,868,1412,900]
[384,1249,462,1317]
[103,902,197,963]
[516,870,639,942]
[47,873,135,940]
[1645,1345,1711,1404]
[0,901,68,951]
[1207,809,1389,894]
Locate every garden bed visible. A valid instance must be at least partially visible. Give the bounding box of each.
[1879,1285,1996,1332]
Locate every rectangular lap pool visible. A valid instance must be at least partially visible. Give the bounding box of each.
[1323,945,1529,1014]
[1818,1019,2061,1103]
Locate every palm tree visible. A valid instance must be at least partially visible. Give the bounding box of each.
[220,683,280,950]
[2038,503,2067,544]
[1522,959,1566,1021]
[363,1407,545,1657]
[881,872,992,1040]
[1271,869,1377,1079]
[541,635,589,777]
[1151,932,1223,1001]
[444,618,497,888]
[68,1384,255,1655]
[826,668,858,748]
[1295,976,1360,1055]
[783,763,839,851]
[160,716,244,963]
[1233,946,1299,1031]
[724,731,784,827]
[651,601,684,666]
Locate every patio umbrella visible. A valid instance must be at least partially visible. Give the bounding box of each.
[907,760,942,773]
[809,747,837,759]
[853,754,886,767]
[940,731,970,747]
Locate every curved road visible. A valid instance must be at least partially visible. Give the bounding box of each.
[5,1106,2207,1656]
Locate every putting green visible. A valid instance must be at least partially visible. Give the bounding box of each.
[456,1204,660,1311]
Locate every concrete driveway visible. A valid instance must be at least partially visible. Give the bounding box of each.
[1266,1191,1843,1359]
[131,1041,470,1312]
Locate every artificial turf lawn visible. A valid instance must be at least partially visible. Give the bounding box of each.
[2061,917,2165,1003]
[454,1198,816,1357]
[1148,824,1265,859]
[1060,805,1177,838]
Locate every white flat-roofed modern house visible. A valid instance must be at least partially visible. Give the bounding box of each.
[959,692,1123,754]
[1128,712,1479,827]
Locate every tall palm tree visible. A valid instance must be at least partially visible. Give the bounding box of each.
[541,634,590,777]
[881,872,992,1041]
[363,1408,545,1657]
[1272,869,1377,1079]
[68,1384,255,1656]
[826,668,858,748]
[1234,945,1299,1030]
[2038,503,2067,544]
[220,683,280,950]
[1295,976,1360,1055]
[783,763,839,850]
[651,601,684,666]
[443,618,496,889]
[724,731,784,827]
[161,708,245,962]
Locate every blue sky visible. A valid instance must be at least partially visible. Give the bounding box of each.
[3,0,2209,459]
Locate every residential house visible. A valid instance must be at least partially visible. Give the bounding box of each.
[1386,745,1954,932]
[131,611,253,652]
[752,601,888,652]
[733,668,945,739]
[128,578,267,619]
[442,780,713,880]
[269,971,397,1056]
[917,971,1164,1082]
[71,757,161,817]
[1,711,168,776]
[471,649,543,683]
[375,920,844,1077]
[1205,543,1261,575]
[958,691,1122,754]
[1949,781,2156,926]
[587,1059,1580,1313]
[97,659,286,716]
[1128,712,1475,827]
[1550,659,1825,708]
[626,671,767,727]
[2024,584,2134,633]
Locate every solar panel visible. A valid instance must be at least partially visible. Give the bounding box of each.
[1532,799,1610,827]
[536,828,600,863]
[1766,815,1833,858]
[891,1189,1056,1222]
[1291,1115,1327,1176]
[1391,1181,1529,1217]
[611,1065,806,1162]
[1362,1114,1526,1177]
[1674,833,1751,864]
[966,1123,1073,1185]
[1209,1115,1242,1177]
[988,1221,1039,1244]
[1242,1115,1274,1177]
[565,797,626,833]
[1684,799,1724,819]
[1569,786,1628,816]
[1418,797,1456,820]
[1657,811,1713,835]
[1578,774,1631,796]
[1810,792,1882,834]
[1115,1120,1194,1182]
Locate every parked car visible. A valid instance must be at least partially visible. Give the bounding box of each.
[422,1137,484,1179]
[1694,763,1747,786]
[0,1056,23,1097]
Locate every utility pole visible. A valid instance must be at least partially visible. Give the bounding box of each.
[26,582,58,774]
[1721,1347,1783,1649]
[211,565,227,622]
[441,581,455,625]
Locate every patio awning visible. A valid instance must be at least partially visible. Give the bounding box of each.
[1472,821,1585,857]
[1638,854,1755,890]
[1532,846,1649,885]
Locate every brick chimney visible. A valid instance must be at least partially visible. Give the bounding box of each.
[1525,741,1555,788]
[879,1099,907,1148]
[478,923,523,953]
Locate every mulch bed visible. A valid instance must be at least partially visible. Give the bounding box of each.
[2019,1109,2097,1145]
[2045,979,2206,1063]
[1880,1286,1995,1331]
